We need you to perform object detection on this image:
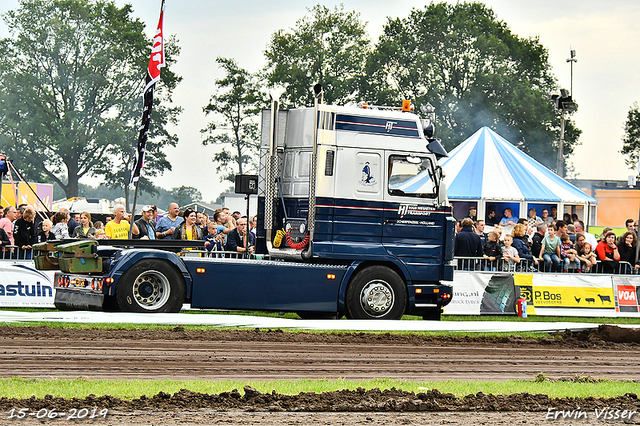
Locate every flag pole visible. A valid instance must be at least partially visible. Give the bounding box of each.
[128,0,165,238]
[129,181,141,238]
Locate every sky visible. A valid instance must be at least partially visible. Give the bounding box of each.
[1,0,640,203]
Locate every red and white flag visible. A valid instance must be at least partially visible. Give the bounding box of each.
[130,0,166,185]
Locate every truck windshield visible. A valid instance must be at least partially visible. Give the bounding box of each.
[388,155,438,198]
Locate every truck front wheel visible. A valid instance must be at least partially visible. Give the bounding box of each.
[345,266,406,320]
[116,260,185,313]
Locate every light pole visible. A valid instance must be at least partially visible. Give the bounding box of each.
[552,49,578,178]
[559,106,566,177]
[567,49,577,97]
[551,89,577,177]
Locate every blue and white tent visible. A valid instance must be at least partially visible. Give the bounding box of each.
[398,126,597,222]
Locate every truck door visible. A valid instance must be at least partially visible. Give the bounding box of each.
[382,152,444,281]
[330,148,384,257]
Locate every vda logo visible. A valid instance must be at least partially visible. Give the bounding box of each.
[616,285,637,306]
[618,290,637,302]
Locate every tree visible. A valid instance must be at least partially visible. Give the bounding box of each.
[621,102,640,172]
[170,185,202,207]
[201,57,262,183]
[363,2,580,172]
[0,0,181,198]
[263,4,371,107]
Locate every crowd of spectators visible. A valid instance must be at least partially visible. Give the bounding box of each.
[0,202,258,260]
[453,205,640,274]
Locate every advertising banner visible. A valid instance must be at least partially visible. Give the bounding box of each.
[613,276,640,314]
[445,271,639,317]
[443,272,485,315]
[0,261,56,308]
[445,272,520,316]
[1,182,53,211]
[515,274,616,317]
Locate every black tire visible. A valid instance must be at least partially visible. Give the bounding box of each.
[345,266,406,319]
[422,307,442,321]
[115,259,185,313]
[296,311,338,319]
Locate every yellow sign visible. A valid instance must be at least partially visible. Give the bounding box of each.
[0,182,53,210]
[515,274,615,310]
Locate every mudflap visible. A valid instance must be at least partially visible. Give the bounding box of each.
[54,288,105,311]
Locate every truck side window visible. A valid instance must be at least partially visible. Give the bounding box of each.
[388,155,437,198]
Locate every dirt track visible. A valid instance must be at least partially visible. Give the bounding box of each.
[2,325,640,381]
[1,325,640,425]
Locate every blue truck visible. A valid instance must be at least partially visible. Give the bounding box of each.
[35,92,455,320]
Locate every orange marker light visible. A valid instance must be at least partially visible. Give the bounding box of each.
[433,288,440,293]
[402,100,411,111]
[327,274,336,280]
[415,288,422,294]
[196,268,206,274]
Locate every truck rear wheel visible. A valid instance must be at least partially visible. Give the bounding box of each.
[345,266,406,320]
[116,260,185,313]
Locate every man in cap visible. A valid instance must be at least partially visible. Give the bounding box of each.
[132,205,156,240]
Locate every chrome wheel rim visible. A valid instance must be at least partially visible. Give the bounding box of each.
[132,270,170,310]
[359,280,394,317]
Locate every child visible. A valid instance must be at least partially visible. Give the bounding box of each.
[483,231,502,271]
[493,226,503,247]
[539,225,561,272]
[37,219,55,242]
[501,234,520,271]
[204,221,227,254]
[204,222,220,252]
[578,242,597,273]
[560,233,580,272]
[50,212,70,239]
[93,221,106,239]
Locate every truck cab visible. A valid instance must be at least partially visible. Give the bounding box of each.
[257,95,455,319]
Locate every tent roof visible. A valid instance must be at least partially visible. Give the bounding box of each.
[399,126,598,204]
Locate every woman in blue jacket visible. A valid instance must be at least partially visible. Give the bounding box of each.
[512,224,538,270]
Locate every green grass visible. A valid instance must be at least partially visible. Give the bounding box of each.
[1,377,638,400]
